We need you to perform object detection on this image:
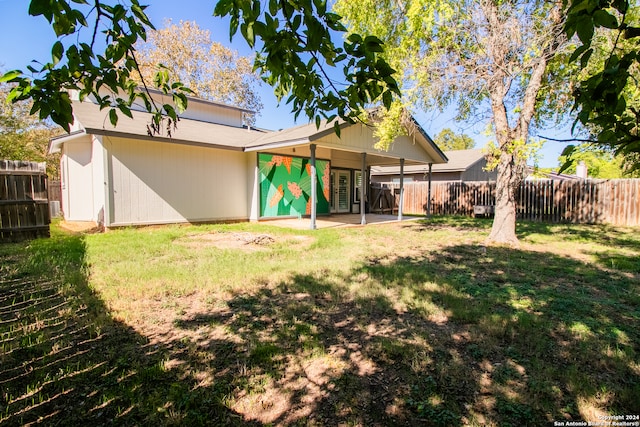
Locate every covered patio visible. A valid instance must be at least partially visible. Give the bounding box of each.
[246,116,448,229]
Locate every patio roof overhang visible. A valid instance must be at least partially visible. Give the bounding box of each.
[244,119,448,167]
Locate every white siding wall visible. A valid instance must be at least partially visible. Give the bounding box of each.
[91,135,107,224]
[178,101,244,127]
[62,137,95,221]
[105,136,249,226]
[138,91,244,127]
[75,88,246,127]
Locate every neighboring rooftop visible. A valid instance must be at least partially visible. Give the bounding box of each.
[371,149,486,175]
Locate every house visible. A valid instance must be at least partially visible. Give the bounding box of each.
[370,148,495,183]
[526,161,588,181]
[50,90,447,229]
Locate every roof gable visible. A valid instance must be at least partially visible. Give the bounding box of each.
[245,117,447,165]
[433,149,486,172]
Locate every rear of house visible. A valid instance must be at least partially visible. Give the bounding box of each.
[51,90,447,228]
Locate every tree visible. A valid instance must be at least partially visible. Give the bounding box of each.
[433,128,475,151]
[565,0,640,170]
[557,143,640,178]
[1,0,399,138]
[336,0,571,245]
[135,20,263,124]
[0,79,61,178]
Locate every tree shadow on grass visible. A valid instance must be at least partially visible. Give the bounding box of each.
[0,233,253,426]
[515,221,640,249]
[174,239,639,425]
[2,225,639,426]
[516,221,640,275]
[174,273,445,425]
[353,242,640,424]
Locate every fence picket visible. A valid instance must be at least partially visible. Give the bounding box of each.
[385,179,640,227]
[0,160,50,242]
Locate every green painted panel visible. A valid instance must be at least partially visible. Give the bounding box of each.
[259,153,330,217]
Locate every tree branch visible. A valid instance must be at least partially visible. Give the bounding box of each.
[91,0,102,50]
[279,0,343,108]
[536,134,599,144]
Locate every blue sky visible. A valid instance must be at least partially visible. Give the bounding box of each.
[0,0,571,168]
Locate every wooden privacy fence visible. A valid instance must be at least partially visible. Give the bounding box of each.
[378,179,640,226]
[48,180,61,203]
[0,160,50,242]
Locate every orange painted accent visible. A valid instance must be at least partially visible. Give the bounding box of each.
[288,181,303,199]
[269,184,284,207]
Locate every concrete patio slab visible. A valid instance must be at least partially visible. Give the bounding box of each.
[259,214,424,230]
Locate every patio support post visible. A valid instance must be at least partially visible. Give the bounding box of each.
[398,158,405,221]
[310,144,317,230]
[427,162,433,218]
[361,152,366,225]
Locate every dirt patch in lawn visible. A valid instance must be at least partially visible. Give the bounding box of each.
[175,231,314,251]
[58,220,101,233]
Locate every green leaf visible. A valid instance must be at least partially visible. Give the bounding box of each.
[173,93,188,113]
[0,70,23,83]
[242,22,255,47]
[109,109,119,127]
[569,43,589,62]
[118,104,133,119]
[164,104,177,121]
[28,0,53,21]
[558,158,574,174]
[333,121,341,138]
[52,41,64,65]
[364,35,384,52]
[560,144,576,157]
[268,0,278,16]
[592,10,618,29]
[579,48,593,68]
[597,129,617,142]
[213,0,233,16]
[575,16,595,44]
[382,90,392,109]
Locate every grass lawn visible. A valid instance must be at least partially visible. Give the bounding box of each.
[1,217,639,426]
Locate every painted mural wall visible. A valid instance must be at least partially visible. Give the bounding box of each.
[259,153,330,217]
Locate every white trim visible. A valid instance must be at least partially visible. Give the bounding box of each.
[243,139,310,152]
[107,216,249,228]
[49,130,87,154]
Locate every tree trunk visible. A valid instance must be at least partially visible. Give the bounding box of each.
[487,151,521,245]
